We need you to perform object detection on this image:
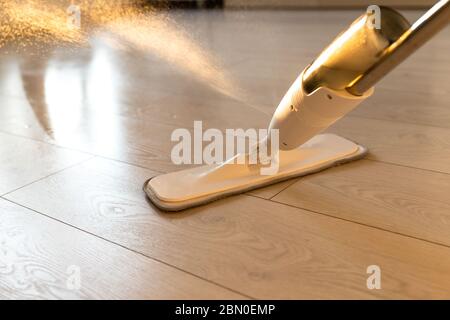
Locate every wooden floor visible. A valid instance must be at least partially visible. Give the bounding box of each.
[1,9,450,299]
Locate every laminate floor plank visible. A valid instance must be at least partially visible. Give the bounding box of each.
[0,132,91,195]
[327,116,450,174]
[5,157,450,299]
[349,88,450,129]
[0,199,245,299]
[1,8,449,300]
[273,159,450,247]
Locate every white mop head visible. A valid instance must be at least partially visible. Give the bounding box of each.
[144,134,367,211]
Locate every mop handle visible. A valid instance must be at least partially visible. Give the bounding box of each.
[348,0,450,95]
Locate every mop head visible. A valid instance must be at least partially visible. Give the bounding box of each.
[144,134,367,212]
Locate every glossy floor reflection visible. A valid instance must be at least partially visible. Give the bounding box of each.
[1,9,450,299]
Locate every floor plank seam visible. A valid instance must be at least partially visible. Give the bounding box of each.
[347,114,450,131]
[245,194,450,250]
[3,123,450,178]
[364,157,450,176]
[0,129,96,156]
[95,155,167,175]
[0,129,167,175]
[244,193,267,200]
[269,179,301,200]
[0,197,255,300]
[0,156,96,197]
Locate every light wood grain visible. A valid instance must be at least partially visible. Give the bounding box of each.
[0,132,91,195]
[0,51,269,173]
[350,88,450,129]
[0,199,244,299]
[1,9,450,299]
[1,10,448,164]
[327,116,450,174]
[6,157,450,299]
[273,159,450,246]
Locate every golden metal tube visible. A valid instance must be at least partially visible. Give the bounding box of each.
[303,0,450,96]
[303,6,410,94]
[348,0,450,95]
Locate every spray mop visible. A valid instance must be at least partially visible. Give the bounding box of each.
[145,0,450,211]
